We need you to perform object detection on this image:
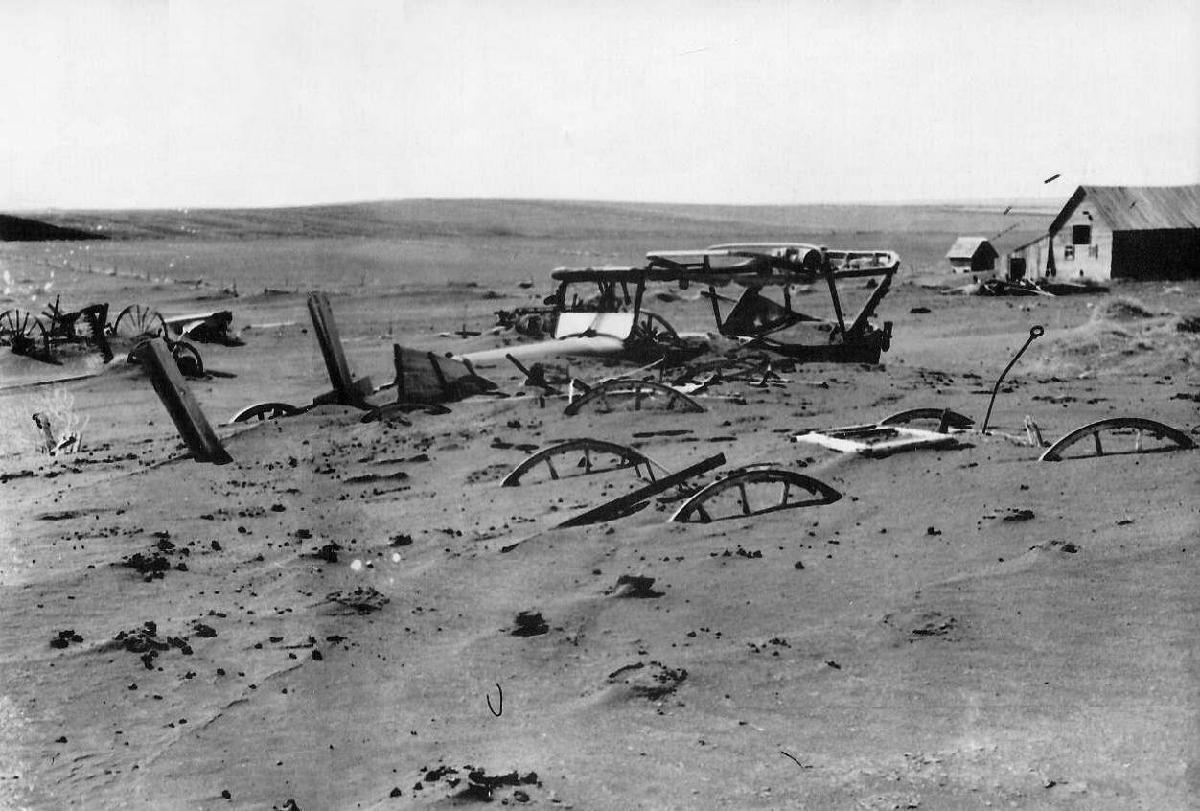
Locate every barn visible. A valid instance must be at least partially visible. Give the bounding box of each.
[1023,184,1200,281]
[945,237,998,273]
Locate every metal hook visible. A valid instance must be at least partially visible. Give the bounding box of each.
[981,325,1044,434]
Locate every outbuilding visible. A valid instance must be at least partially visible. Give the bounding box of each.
[1028,184,1200,281]
[945,237,998,273]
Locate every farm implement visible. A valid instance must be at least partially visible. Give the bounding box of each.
[0,297,234,377]
[488,242,900,365]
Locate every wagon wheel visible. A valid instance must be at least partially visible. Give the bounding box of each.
[669,468,842,523]
[230,402,303,423]
[879,407,975,432]
[564,379,705,416]
[500,438,671,486]
[1038,417,1195,462]
[171,341,204,378]
[0,310,51,357]
[112,304,167,339]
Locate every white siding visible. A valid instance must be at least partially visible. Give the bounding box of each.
[1048,197,1114,281]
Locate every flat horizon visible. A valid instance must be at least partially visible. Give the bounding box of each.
[7,193,1077,217]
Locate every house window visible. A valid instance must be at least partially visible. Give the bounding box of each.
[1072,224,1092,245]
[1064,245,1075,260]
[1088,244,1099,258]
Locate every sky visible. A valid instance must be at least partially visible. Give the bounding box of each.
[1,0,1197,210]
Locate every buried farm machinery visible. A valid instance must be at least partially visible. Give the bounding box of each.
[0,298,238,377]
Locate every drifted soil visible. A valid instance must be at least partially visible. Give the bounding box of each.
[1,225,1198,810]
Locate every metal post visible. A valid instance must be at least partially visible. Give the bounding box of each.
[981,325,1044,434]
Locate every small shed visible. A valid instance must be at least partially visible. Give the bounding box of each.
[945,237,999,273]
[1005,234,1052,281]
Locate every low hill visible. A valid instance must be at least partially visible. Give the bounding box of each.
[28,197,1052,245]
[0,213,106,242]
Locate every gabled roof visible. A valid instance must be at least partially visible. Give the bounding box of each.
[945,236,998,260]
[1049,184,1200,234]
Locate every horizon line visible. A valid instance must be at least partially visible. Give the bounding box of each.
[7,192,1083,216]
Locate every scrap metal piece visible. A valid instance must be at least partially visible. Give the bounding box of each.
[171,341,204,378]
[557,453,726,528]
[501,439,670,487]
[1038,417,1195,462]
[505,353,568,394]
[79,304,113,362]
[140,337,232,464]
[356,403,416,425]
[981,325,1043,434]
[1024,415,1046,448]
[793,425,960,457]
[162,310,242,345]
[230,402,304,423]
[669,468,842,523]
[564,379,705,416]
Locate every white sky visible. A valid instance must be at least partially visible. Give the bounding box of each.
[1,0,1197,209]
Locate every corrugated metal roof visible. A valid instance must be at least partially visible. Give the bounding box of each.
[1049,184,1200,233]
[945,236,997,260]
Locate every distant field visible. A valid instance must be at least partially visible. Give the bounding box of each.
[9,199,1057,292]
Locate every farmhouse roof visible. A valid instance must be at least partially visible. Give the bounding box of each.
[1049,184,1200,234]
[1004,232,1052,254]
[945,236,998,260]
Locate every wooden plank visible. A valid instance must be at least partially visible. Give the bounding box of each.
[557,453,725,528]
[141,338,232,464]
[306,291,358,405]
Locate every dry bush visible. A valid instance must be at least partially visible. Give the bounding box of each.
[0,385,89,456]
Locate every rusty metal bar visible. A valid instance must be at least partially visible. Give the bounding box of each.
[981,325,1044,434]
[557,452,725,528]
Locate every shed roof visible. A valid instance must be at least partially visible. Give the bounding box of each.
[1005,232,1052,254]
[1049,184,1200,234]
[945,236,998,260]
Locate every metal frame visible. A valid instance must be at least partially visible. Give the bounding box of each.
[793,425,960,457]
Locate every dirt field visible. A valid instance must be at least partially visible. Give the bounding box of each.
[1,200,1197,810]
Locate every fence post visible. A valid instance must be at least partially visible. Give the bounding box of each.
[141,338,232,464]
[307,291,365,406]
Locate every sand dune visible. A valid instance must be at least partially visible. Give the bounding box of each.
[1,202,1197,809]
